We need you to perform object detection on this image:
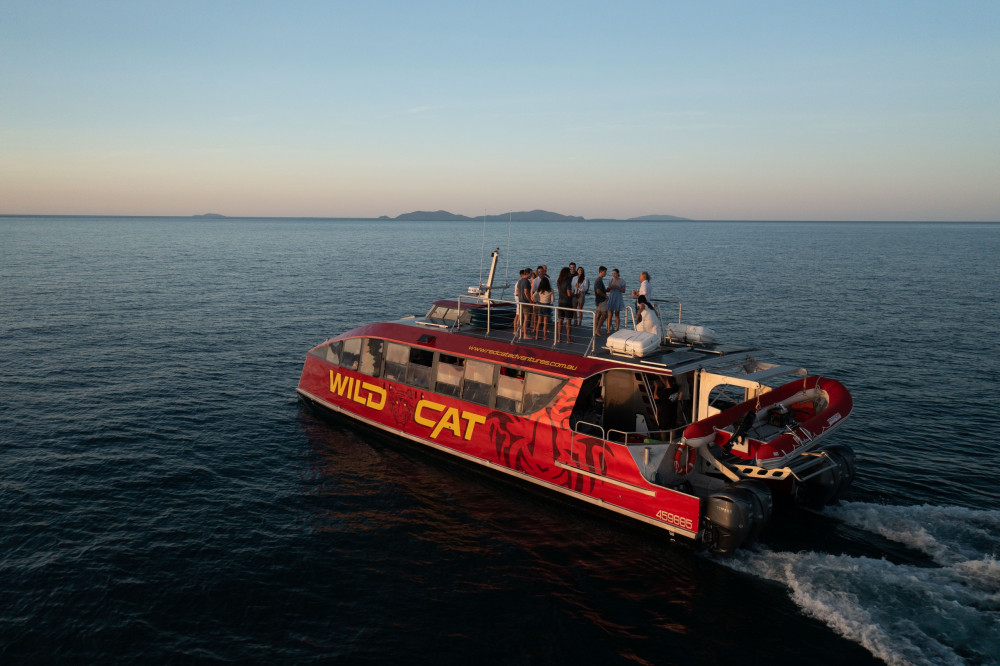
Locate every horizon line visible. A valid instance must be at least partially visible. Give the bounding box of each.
[2,213,999,224]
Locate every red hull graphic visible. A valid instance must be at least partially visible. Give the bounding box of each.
[299,355,701,539]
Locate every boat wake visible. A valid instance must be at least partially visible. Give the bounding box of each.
[720,502,1000,666]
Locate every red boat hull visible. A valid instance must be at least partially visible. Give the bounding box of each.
[298,353,703,540]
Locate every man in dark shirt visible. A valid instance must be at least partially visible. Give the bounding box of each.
[593,266,608,335]
[514,269,532,338]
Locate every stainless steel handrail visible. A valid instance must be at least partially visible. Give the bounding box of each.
[456,294,601,351]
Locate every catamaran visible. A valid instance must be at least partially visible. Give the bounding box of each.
[297,251,855,553]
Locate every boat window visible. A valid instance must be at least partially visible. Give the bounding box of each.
[462,359,495,407]
[570,374,605,436]
[315,340,342,364]
[435,354,464,397]
[496,367,525,413]
[425,305,448,325]
[522,373,566,413]
[708,384,746,413]
[359,338,384,377]
[647,374,683,433]
[341,338,361,371]
[383,342,409,383]
[406,348,434,389]
[602,369,640,438]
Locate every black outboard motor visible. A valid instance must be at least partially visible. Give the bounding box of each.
[793,444,856,508]
[738,481,774,544]
[825,444,856,502]
[705,480,773,554]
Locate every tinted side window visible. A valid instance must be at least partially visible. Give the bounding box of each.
[360,339,384,376]
[406,348,434,389]
[496,367,525,413]
[435,354,464,397]
[462,359,495,407]
[341,338,361,371]
[383,343,409,383]
[313,340,342,364]
[522,373,566,413]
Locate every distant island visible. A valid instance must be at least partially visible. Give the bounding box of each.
[172,210,691,221]
[627,214,688,221]
[386,209,688,222]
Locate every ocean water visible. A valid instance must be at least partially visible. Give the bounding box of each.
[2,216,999,665]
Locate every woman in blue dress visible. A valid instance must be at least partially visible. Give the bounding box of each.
[608,268,625,333]
[606,268,626,332]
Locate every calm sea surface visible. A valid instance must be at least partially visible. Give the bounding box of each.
[2,217,999,665]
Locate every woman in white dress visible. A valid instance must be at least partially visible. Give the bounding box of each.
[635,295,663,340]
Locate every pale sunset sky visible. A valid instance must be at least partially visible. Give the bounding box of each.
[2,1,998,220]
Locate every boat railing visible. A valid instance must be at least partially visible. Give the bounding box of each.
[452,294,686,358]
[622,305,638,331]
[569,421,608,474]
[568,422,686,478]
[454,294,603,354]
[605,426,685,445]
[652,298,682,324]
[622,297,683,332]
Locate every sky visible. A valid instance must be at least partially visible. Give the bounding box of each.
[2,1,998,221]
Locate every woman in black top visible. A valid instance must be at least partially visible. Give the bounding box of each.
[556,266,574,344]
[533,275,554,340]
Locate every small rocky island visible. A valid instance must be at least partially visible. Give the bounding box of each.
[386,210,687,221]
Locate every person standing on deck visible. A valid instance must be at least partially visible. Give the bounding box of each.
[529,266,544,334]
[556,267,574,344]
[514,268,532,338]
[593,266,608,335]
[572,266,589,328]
[606,268,626,332]
[631,271,651,302]
[533,275,554,341]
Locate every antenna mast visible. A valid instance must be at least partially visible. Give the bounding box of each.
[477,210,487,290]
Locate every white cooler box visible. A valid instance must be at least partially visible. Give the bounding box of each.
[606,329,661,357]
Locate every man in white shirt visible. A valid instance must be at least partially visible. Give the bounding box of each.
[631,271,651,301]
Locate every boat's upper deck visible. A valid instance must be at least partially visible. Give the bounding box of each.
[406,296,769,378]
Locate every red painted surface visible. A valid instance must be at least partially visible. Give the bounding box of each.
[297,329,702,538]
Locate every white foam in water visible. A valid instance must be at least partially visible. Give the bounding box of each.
[723,502,1000,666]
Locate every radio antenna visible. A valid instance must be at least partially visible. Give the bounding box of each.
[504,212,512,295]
[478,209,487,289]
